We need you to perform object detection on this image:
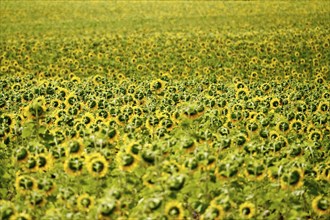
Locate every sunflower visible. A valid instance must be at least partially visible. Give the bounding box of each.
[82,112,95,126]
[270,97,281,110]
[244,162,265,181]
[97,198,118,220]
[14,147,29,164]
[66,138,84,156]
[0,200,16,220]
[165,200,184,220]
[281,169,304,190]
[180,137,196,153]
[308,130,322,141]
[267,165,283,182]
[77,193,95,212]
[124,141,140,156]
[86,153,109,178]
[64,156,84,176]
[35,153,54,172]
[37,178,56,196]
[116,151,139,172]
[246,119,260,136]
[15,175,37,195]
[202,204,225,220]
[215,162,239,180]
[312,195,329,216]
[107,127,119,143]
[150,79,166,95]
[276,120,290,133]
[142,168,160,189]
[290,119,305,134]
[235,88,249,100]
[27,191,46,208]
[239,202,255,219]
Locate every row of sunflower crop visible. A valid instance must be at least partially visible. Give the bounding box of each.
[1,66,329,219]
[1,26,329,81]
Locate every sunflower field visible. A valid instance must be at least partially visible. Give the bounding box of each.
[0,1,330,220]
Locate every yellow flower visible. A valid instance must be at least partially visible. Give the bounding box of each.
[270,97,281,109]
[281,169,304,190]
[77,193,95,212]
[64,156,84,176]
[239,202,255,219]
[308,129,322,141]
[150,79,166,94]
[235,88,249,99]
[27,191,46,208]
[37,178,56,196]
[312,195,329,216]
[65,138,84,156]
[15,175,37,195]
[35,153,54,172]
[165,200,184,220]
[14,147,29,164]
[0,200,16,219]
[116,151,139,172]
[142,168,160,189]
[86,153,109,178]
[97,198,118,220]
[202,204,225,220]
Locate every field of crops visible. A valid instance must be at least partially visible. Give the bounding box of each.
[0,1,329,219]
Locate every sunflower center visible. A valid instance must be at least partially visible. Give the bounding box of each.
[92,161,105,173]
[317,198,329,211]
[81,198,91,208]
[122,154,134,166]
[289,170,301,185]
[242,207,251,215]
[169,207,180,216]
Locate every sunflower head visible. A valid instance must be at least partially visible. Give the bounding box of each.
[202,204,225,220]
[281,169,304,190]
[165,200,184,220]
[0,200,16,220]
[64,156,84,176]
[77,193,95,212]
[97,198,118,219]
[116,151,139,172]
[312,195,329,216]
[15,175,36,195]
[239,202,255,219]
[86,153,109,178]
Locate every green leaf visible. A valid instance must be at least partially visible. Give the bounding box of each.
[22,122,35,138]
[38,125,47,134]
